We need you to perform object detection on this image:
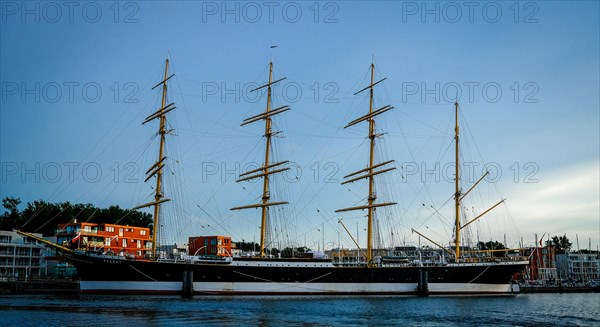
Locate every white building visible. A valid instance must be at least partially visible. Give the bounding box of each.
[556,252,600,282]
[0,230,48,279]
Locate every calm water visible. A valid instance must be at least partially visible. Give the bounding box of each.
[1,293,599,326]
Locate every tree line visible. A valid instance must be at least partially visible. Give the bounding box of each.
[0,197,152,236]
[235,241,310,258]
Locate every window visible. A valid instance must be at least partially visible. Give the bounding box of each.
[84,225,91,232]
[105,226,115,232]
[105,238,111,246]
[140,230,146,236]
[137,240,141,249]
[122,239,127,247]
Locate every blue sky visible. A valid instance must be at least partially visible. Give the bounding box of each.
[1,1,599,251]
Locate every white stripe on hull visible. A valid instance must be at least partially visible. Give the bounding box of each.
[429,283,518,294]
[80,281,181,292]
[80,281,517,295]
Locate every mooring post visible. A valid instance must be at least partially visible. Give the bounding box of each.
[422,271,429,296]
[182,271,193,298]
[417,270,423,296]
[417,270,429,297]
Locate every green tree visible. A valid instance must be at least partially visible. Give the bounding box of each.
[281,246,309,258]
[0,197,23,230]
[236,241,260,252]
[0,196,152,236]
[266,248,280,257]
[234,241,280,257]
[547,234,572,254]
[477,241,506,257]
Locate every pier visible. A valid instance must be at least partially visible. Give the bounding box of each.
[0,278,79,295]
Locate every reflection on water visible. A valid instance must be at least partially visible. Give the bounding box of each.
[1,294,599,326]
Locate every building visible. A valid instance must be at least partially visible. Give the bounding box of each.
[0,230,48,279]
[188,236,232,257]
[523,246,558,282]
[556,252,600,282]
[56,222,152,259]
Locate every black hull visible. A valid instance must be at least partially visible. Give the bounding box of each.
[64,251,527,295]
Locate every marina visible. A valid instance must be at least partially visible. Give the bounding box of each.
[1,0,598,324]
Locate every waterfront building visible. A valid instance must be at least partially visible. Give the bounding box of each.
[523,246,558,282]
[0,230,47,279]
[556,252,600,282]
[56,221,152,259]
[188,235,233,256]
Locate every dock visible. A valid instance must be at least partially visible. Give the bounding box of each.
[0,278,79,295]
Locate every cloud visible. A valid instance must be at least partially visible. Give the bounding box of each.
[506,160,600,249]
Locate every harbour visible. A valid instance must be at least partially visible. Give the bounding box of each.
[1,0,598,324]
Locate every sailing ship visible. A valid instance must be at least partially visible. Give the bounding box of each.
[19,59,528,295]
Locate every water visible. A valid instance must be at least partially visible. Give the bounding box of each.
[1,294,598,326]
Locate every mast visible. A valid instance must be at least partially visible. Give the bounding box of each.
[336,63,396,267]
[413,101,505,260]
[132,58,175,259]
[452,101,504,259]
[454,101,461,259]
[152,59,169,258]
[367,64,376,266]
[231,61,290,257]
[260,63,274,257]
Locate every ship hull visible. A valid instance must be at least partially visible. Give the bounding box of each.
[65,251,526,295]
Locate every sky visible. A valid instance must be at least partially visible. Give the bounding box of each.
[1,1,599,251]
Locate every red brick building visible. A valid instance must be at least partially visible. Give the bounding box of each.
[188,236,232,257]
[56,222,152,259]
[524,246,557,282]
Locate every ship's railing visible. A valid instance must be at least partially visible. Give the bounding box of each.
[154,254,233,264]
[330,248,529,266]
[458,255,529,263]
